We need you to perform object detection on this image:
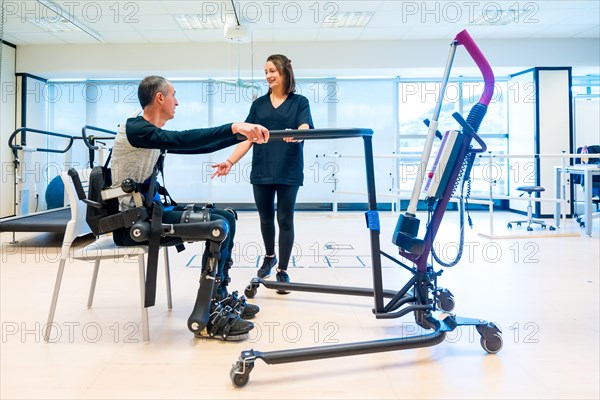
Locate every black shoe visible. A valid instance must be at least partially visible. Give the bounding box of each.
[257,255,277,278]
[218,290,260,319]
[196,302,254,341]
[275,270,291,295]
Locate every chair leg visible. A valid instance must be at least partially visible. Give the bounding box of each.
[44,258,67,342]
[87,260,101,309]
[163,247,173,310]
[138,255,150,342]
[526,199,533,229]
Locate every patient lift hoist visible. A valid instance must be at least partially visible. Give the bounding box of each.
[229,29,503,387]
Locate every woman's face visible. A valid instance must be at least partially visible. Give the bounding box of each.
[265,61,284,91]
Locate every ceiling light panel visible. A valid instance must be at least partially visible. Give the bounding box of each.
[470,9,527,26]
[322,11,375,28]
[26,17,83,32]
[174,14,225,30]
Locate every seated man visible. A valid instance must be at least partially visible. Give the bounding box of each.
[110,75,268,340]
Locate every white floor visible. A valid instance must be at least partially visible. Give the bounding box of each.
[1,210,598,399]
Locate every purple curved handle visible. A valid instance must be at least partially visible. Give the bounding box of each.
[454,29,495,106]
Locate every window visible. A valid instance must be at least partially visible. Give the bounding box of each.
[43,75,519,208]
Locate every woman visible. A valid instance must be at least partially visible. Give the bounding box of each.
[213,54,314,294]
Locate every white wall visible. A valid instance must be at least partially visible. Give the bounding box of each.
[574,96,600,149]
[508,70,535,214]
[1,43,17,218]
[537,69,572,216]
[14,38,600,79]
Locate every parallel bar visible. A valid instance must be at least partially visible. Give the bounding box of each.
[237,128,373,141]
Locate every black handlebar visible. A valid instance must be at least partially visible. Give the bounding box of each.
[8,127,77,154]
[81,125,117,151]
[236,128,373,141]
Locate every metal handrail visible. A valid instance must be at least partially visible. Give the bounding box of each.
[81,125,117,150]
[8,127,77,155]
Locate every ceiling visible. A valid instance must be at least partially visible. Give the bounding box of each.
[2,0,599,46]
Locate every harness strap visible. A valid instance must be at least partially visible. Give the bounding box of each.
[144,202,163,308]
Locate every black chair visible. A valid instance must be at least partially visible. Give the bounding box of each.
[507,186,555,231]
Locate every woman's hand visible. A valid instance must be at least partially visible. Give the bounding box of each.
[283,128,302,143]
[211,159,234,179]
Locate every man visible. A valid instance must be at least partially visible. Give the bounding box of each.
[110,75,268,340]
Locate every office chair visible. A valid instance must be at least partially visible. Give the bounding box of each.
[507,186,555,231]
[573,145,600,227]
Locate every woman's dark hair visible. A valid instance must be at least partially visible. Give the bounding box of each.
[138,75,169,109]
[266,54,295,95]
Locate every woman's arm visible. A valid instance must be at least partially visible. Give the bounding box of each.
[282,123,311,142]
[211,141,253,178]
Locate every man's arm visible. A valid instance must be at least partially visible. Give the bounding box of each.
[126,118,268,153]
[126,118,237,152]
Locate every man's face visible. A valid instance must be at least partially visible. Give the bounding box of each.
[161,81,179,120]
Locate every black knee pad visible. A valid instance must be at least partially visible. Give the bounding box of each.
[180,207,212,224]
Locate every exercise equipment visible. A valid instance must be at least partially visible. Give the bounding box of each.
[230,29,502,388]
[0,128,80,238]
[0,126,117,240]
[81,124,118,167]
[45,175,65,209]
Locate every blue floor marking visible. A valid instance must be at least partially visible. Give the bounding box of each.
[356,256,366,267]
[185,255,197,268]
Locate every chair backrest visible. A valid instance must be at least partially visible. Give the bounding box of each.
[573,146,600,191]
[59,168,93,259]
[576,145,600,165]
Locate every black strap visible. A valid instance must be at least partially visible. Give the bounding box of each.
[144,202,163,308]
[156,151,178,206]
[145,151,165,209]
[103,148,113,169]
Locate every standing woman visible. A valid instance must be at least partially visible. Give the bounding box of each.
[213,54,314,293]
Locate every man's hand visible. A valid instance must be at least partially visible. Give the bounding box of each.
[232,122,269,144]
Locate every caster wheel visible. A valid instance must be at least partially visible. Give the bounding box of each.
[549,226,556,231]
[541,225,546,229]
[244,284,258,299]
[480,333,503,354]
[507,223,512,229]
[437,296,455,313]
[517,222,522,227]
[436,289,455,312]
[580,222,585,228]
[476,322,502,338]
[527,227,533,232]
[230,360,253,388]
[478,321,503,354]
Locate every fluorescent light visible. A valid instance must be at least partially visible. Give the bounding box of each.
[35,0,103,42]
[27,17,83,32]
[174,14,225,30]
[322,11,375,28]
[470,9,527,26]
